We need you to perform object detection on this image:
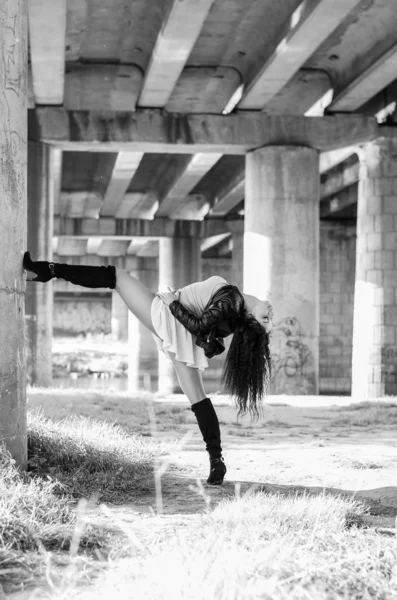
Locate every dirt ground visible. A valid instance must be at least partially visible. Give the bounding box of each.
[27,388,397,532]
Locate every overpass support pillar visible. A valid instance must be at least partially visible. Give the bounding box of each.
[244,146,320,395]
[158,238,202,394]
[352,138,397,398]
[26,142,55,386]
[0,0,28,467]
[127,260,159,392]
[111,291,129,341]
[226,220,244,290]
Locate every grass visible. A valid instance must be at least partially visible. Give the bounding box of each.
[0,409,173,595]
[27,409,173,503]
[3,391,397,598]
[331,401,397,428]
[52,493,397,600]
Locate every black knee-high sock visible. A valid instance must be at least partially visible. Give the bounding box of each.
[191,397,222,459]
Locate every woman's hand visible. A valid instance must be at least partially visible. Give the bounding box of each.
[157,287,180,306]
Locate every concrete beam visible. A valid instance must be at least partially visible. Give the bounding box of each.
[29,0,67,104]
[97,240,131,257]
[200,233,231,254]
[170,194,210,220]
[262,69,331,116]
[64,64,143,111]
[59,191,103,218]
[86,238,103,254]
[54,217,229,239]
[210,172,245,217]
[57,238,87,256]
[321,159,359,199]
[127,240,149,256]
[33,108,385,153]
[319,146,359,174]
[239,0,361,110]
[136,241,159,258]
[156,153,222,218]
[331,43,397,112]
[320,185,358,219]
[166,67,241,113]
[115,192,158,219]
[138,0,215,107]
[100,152,144,217]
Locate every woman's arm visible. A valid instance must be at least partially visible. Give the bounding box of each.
[168,298,232,336]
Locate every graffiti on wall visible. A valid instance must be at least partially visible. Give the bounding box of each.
[270,317,316,394]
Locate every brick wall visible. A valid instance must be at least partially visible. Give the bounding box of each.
[319,220,356,394]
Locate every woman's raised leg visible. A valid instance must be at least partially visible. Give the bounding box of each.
[115,269,156,334]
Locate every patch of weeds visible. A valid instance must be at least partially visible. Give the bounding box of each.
[265,420,293,428]
[0,446,90,593]
[348,459,383,470]
[170,407,185,415]
[332,402,397,428]
[27,409,173,504]
[233,430,253,437]
[68,493,389,600]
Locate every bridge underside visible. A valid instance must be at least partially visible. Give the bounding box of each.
[3,0,397,465]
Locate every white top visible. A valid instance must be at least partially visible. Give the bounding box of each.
[151,276,228,370]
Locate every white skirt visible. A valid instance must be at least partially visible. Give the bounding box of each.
[151,296,209,370]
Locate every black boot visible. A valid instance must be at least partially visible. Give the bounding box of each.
[191,398,227,485]
[23,252,116,289]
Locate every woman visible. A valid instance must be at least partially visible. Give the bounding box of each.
[23,251,273,485]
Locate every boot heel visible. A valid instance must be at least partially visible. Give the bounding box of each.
[207,457,227,485]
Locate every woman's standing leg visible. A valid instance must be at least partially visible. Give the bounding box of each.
[169,354,226,485]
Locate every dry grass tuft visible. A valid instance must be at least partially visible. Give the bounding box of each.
[332,401,397,428]
[27,409,174,503]
[59,492,397,600]
[0,410,174,593]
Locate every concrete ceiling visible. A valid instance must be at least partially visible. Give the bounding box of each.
[28,0,397,258]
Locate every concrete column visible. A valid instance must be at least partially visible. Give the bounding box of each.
[320,220,356,395]
[0,1,28,467]
[127,309,140,392]
[25,142,54,386]
[111,290,128,341]
[158,238,201,394]
[226,220,244,290]
[244,146,320,395]
[128,258,159,392]
[352,138,397,398]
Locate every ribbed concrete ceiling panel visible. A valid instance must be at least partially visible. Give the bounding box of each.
[61,152,118,194]
[66,0,167,67]
[166,67,241,113]
[126,154,193,197]
[188,0,302,81]
[192,155,244,202]
[305,0,397,96]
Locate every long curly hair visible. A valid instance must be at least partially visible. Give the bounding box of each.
[221,314,271,419]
